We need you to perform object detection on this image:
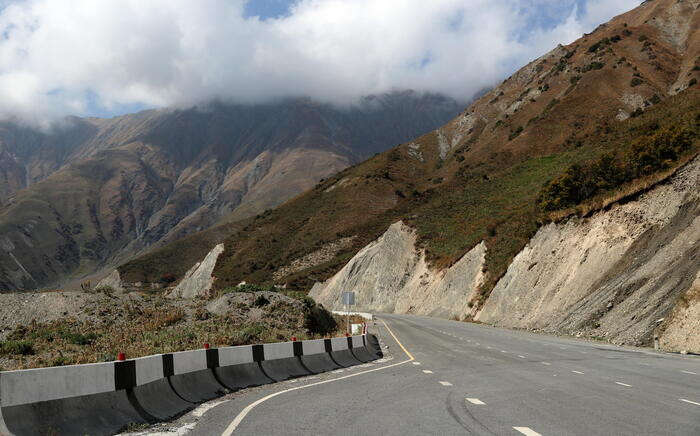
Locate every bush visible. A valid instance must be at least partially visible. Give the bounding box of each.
[508,126,524,141]
[253,295,270,307]
[64,332,99,346]
[160,273,177,283]
[538,125,696,211]
[583,62,605,72]
[303,300,337,336]
[0,340,35,356]
[631,77,643,87]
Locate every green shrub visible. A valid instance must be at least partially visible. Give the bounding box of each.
[303,300,337,336]
[508,126,524,141]
[630,77,643,87]
[253,295,270,307]
[538,125,696,211]
[0,340,35,356]
[583,62,605,72]
[64,332,99,346]
[588,38,610,53]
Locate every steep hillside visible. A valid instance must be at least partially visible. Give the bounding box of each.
[311,154,699,351]
[0,92,461,291]
[121,0,698,291]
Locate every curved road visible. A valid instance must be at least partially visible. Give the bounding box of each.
[160,313,699,435]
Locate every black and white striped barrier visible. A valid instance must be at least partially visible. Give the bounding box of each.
[0,334,382,435]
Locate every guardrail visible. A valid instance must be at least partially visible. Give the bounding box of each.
[0,333,382,435]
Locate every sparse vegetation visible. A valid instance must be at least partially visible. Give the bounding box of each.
[538,123,697,212]
[1,291,351,370]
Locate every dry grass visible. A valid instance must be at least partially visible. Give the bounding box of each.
[0,292,349,371]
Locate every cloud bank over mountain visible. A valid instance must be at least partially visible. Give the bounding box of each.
[0,0,641,122]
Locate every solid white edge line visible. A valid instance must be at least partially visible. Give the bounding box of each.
[679,398,700,406]
[615,382,632,387]
[571,370,584,374]
[221,319,413,436]
[513,426,542,436]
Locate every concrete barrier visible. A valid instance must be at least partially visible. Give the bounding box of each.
[132,354,194,420]
[329,337,363,367]
[0,361,146,435]
[167,349,228,403]
[0,333,379,435]
[260,342,312,381]
[300,339,341,373]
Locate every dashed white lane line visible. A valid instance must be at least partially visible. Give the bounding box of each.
[475,343,480,346]
[487,346,492,349]
[615,382,632,387]
[571,370,585,375]
[681,370,697,375]
[501,350,508,353]
[518,355,527,359]
[679,399,700,406]
[412,362,421,365]
[466,398,486,405]
[422,370,434,374]
[439,381,452,386]
[513,426,542,436]
[541,362,551,366]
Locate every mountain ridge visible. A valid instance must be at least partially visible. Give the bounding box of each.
[0,91,462,291]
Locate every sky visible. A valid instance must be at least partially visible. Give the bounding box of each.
[0,0,642,124]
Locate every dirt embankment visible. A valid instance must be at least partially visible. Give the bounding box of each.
[0,287,342,371]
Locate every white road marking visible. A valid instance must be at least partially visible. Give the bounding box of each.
[518,355,527,359]
[681,370,697,375]
[501,350,508,353]
[679,399,700,406]
[439,381,452,386]
[332,370,344,373]
[466,398,485,405]
[221,318,413,436]
[412,362,421,365]
[475,343,480,346]
[571,370,584,375]
[615,382,632,387]
[541,362,551,366]
[578,351,587,354]
[487,346,492,349]
[513,426,542,436]
[423,370,434,374]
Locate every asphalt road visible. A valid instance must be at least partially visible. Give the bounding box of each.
[168,313,699,435]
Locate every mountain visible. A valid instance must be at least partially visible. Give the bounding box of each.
[0,91,462,291]
[117,0,699,351]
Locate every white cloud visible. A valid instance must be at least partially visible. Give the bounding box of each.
[0,0,641,122]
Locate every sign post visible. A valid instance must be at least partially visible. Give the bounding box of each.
[341,291,355,335]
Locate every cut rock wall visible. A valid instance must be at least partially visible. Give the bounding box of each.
[310,222,486,320]
[311,156,699,352]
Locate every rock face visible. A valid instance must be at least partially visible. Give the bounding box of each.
[658,273,700,353]
[94,270,126,293]
[312,156,699,352]
[310,222,486,320]
[477,156,699,348]
[168,243,224,299]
